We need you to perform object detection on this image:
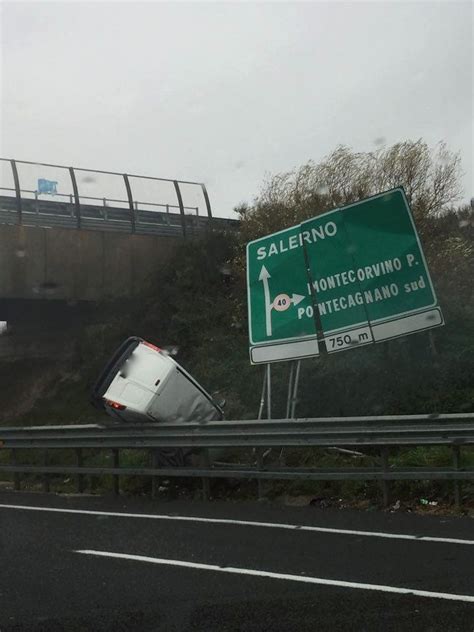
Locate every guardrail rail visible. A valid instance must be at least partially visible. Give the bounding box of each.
[0,414,473,506]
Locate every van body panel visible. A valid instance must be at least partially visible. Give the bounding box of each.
[147,368,221,424]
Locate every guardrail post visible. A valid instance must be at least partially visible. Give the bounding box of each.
[151,450,159,498]
[123,174,136,234]
[201,449,211,500]
[42,450,50,493]
[453,445,461,509]
[256,450,265,500]
[201,183,213,220]
[75,448,85,493]
[68,167,81,229]
[112,449,120,496]
[173,181,186,238]
[10,160,22,225]
[380,447,390,508]
[11,449,21,491]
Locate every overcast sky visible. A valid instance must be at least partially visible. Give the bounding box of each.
[1,1,472,218]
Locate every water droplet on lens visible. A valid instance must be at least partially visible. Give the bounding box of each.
[220,264,232,276]
[81,175,96,184]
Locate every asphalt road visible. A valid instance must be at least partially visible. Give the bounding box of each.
[0,491,473,632]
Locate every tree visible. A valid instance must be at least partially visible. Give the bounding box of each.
[238,140,463,246]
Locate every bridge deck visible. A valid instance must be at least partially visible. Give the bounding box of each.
[0,196,237,237]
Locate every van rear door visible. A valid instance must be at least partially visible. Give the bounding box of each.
[104,341,175,412]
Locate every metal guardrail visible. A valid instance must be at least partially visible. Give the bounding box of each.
[1,414,474,448]
[0,158,237,238]
[0,195,236,238]
[0,414,473,506]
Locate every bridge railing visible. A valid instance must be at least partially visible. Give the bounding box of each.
[0,414,473,506]
[0,187,204,237]
[0,158,216,238]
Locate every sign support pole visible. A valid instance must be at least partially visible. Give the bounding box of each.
[285,362,295,419]
[256,364,272,499]
[257,368,267,420]
[290,360,301,419]
[280,360,302,464]
[266,363,272,420]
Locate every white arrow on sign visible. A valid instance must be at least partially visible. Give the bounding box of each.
[259,265,272,336]
[290,294,305,306]
[259,266,307,337]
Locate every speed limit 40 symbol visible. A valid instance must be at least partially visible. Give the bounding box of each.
[273,294,291,312]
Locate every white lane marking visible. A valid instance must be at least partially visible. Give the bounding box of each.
[1,503,473,546]
[76,549,474,604]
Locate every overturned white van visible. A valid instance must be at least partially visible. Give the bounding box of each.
[91,337,224,424]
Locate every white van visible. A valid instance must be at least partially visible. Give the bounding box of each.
[91,337,224,424]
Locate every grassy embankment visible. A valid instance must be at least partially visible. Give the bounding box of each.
[0,229,473,510]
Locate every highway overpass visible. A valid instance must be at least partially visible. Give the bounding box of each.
[0,158,237,302]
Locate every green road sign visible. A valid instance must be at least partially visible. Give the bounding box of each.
[246,188,444,364]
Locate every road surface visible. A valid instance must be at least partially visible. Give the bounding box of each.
[0,491,473,631]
